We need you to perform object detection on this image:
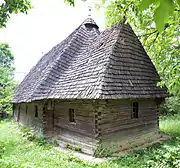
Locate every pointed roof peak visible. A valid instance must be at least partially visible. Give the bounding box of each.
[12,16,167,103]
[117,16,127,27]
[121,16,127,23]
[82,18,99,29]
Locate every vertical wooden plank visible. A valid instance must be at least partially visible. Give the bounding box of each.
[17,104,20,122]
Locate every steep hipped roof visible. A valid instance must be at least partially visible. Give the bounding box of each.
[12,18,167,103]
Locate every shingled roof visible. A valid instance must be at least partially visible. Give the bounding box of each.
[12,18,167,103]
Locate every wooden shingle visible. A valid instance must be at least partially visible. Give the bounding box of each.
[12,18,167,103]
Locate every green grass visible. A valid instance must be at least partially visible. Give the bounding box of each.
[160,114,180,136]
[0,119,91,168]
[0,116,180,168]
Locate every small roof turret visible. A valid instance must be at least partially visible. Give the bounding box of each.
[12,17,167,103]
[82,18,99,29]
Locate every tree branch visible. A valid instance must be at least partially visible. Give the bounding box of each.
[152,32,159,44]
[138,30,158,38]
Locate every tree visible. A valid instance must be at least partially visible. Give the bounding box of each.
[0,43,17,113]
[0,0,179,95]
[104,0,180,95]
[0,0,31,28]
[0,0,178,32]
[65,0,180,32]
[65,0,180,95]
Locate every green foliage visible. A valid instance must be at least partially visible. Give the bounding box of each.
[0,43,17,114]
[104,0,180,96]
[65,0,180,95]
[20,126,47,146]
[111,137,180,168]
[0,117,180,168]
[65,143,82,152]
[160,96,180,115]
[0,142,6,159]
[0,120,88,168]
[160,114,180,136]
[64,0,75,6]
[65,143,71,149]
[153,0,174,32]
[139,0,176,32]
[74,146,81,152]
[65,0,179,33]
[94,144,116,157]
[109,138,180,168]
[0,0,31,28]
[0,43,14,68]
[139,0,155,10]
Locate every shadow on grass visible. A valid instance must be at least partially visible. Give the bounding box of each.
[109,136,180,168]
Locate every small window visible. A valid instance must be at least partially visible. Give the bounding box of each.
[69,108,75,122]
[26,105,28,114]
[35,105,38,118]
[132,102,138,118]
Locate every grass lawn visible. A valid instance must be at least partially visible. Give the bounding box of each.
[0,116,180,168]
[160,114,180,136]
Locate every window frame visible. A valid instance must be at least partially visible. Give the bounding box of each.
[69,108,75,123]
[131,101,139,119]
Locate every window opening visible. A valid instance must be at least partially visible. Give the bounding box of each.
[69,108,75,122]
[132,102,138,118]
[35,105,38,118]
[26,105,28,114]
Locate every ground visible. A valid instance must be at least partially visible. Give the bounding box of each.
[0,115,180,168]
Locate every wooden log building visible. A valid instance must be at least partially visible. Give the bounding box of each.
[12,18,167,155]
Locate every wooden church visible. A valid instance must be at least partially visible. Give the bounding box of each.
[12,18,167,155]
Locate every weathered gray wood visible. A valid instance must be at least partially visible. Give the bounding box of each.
[14,101,44,129]
[99,99,159,136]
[13,98,161,155]
[11,17,166,156]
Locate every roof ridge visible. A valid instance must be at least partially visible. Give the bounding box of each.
[12,18,167,102]
[98,24,123,98]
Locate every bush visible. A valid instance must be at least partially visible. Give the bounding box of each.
[0,142,6,158]
[20,126,47,146]
[159,96,180,116]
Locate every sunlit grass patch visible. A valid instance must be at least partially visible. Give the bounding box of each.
[160,114,180,136]
[0,114,180,168]
[0,119,90,168]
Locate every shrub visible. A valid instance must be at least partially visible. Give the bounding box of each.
[159,96,180,116]
[159,114,180,136]
[0,142,6,158]
[20,126,47,146]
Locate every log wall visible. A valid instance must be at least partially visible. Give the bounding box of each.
[13,98,161,155]
[97,98,160,153]
[53,99,95,136]
[49,99,98,154]
[13,102,43,129]
[99,99,158,136]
